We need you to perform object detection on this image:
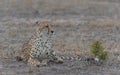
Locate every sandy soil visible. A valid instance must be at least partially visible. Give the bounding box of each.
[0,0,120,75]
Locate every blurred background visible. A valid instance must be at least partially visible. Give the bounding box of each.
[0,0,120,20]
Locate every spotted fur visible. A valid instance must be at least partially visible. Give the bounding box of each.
[17,21,63,67]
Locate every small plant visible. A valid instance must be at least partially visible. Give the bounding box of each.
[98,50,108,61]
[90,41,108,61]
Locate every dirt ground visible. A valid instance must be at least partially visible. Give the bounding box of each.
[0,0,120,75]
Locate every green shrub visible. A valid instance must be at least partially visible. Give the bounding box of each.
[90,41,108,61]
[98,50,108,61]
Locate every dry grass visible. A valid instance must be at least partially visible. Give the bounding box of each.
[87,19,120,26]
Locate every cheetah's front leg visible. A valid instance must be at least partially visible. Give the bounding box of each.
[28,57,49,67]
[28,57,41,67]
[55,56,64,63]
[41,59,48,66]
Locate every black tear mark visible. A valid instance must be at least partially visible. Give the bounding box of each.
[46,52,48,55]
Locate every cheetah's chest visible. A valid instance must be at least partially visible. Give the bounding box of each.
[30,32,52,60]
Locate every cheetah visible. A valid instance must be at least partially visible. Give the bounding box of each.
[16,21,101,67]
[16,21,63,67]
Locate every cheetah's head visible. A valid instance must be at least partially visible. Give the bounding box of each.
[35,21,55,38]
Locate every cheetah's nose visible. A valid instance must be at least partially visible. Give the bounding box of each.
[51,30,54,33]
